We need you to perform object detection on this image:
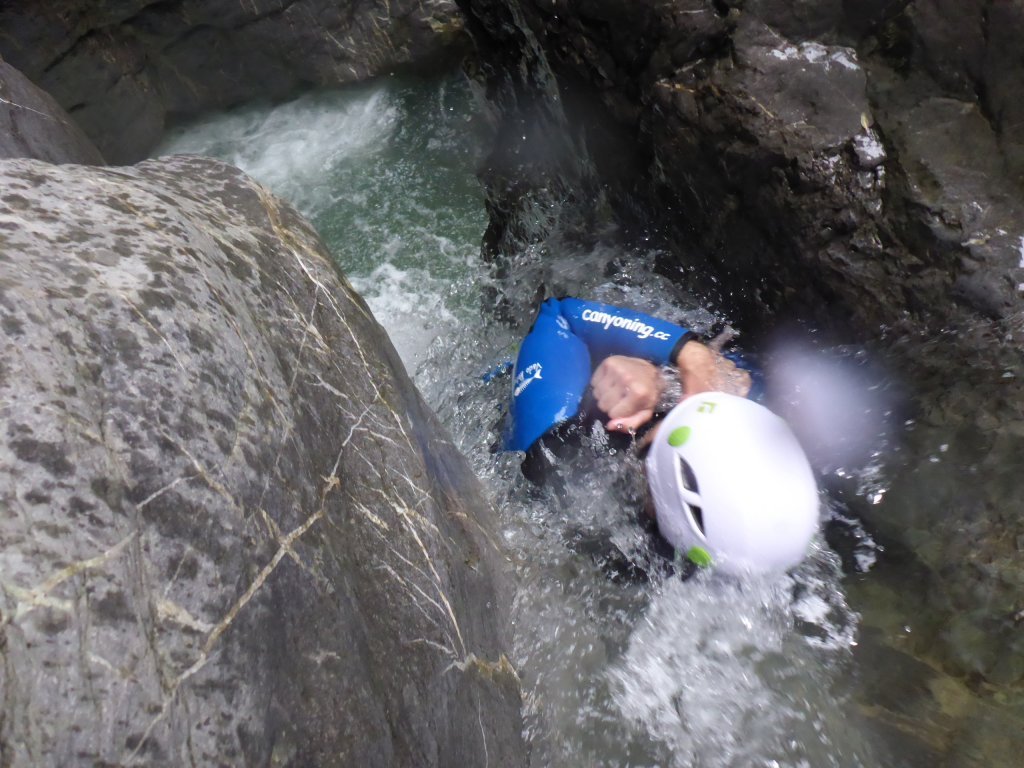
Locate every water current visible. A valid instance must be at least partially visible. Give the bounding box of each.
[154,73,999,767]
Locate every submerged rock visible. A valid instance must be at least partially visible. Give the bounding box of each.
[0,156,524,766]
[0,59,104,165]
[0,1,469,163]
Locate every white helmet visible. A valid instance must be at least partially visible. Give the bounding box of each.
[645,392,819,576]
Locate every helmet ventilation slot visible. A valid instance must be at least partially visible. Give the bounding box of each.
[677,456,704,534]
[688,502,705,534]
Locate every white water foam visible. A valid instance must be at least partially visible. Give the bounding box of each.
[349,262,457,367]
[610,552,865,768]
[157,88,399,218]
[611,577,795,766]
[155,78,486,374]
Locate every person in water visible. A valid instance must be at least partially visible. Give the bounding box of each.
[504,297,819,576]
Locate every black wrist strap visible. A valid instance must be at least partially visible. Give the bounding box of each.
[668,331,699,366]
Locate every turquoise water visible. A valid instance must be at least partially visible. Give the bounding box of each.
[156,74,488,372]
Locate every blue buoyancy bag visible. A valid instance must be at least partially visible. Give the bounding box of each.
[505,300,591,451]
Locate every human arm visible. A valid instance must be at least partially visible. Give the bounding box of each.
[590,356,666,433]
[592,341,752,433]
[676,337,752,398]
[505,297,747,450]
[557,297,695,365]
[505,297,694,451]
[560,297,749,401]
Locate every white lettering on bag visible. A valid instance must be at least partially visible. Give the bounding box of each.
[514,362,543,396]
[580,309,672,341]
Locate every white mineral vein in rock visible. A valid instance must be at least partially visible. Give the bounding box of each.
[770,42,860,72]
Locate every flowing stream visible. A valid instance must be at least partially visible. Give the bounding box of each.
[154,72,1009,767]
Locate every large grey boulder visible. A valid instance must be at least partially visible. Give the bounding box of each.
[0,59,104,164]
[0,1,468,163]
[0,156,524,766]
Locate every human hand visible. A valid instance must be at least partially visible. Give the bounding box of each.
[591,355,662,433]
[675,340,751,397]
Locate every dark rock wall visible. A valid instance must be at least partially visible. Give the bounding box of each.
[0,0,468,163]
[0,60,104,164]
[906,0,1024,180]
[457,0,1024,335]
[0,156,524,767]
[454,0,1024,751]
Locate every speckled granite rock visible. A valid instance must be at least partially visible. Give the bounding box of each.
[0,156,524,767]
[0,0,469,163]
[0,59,104,164]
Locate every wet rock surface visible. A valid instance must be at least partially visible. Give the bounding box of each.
[0,0,468,163]
[459,0,1024,333]
[0,59,104,165]
[0,156,524,766]
[455,0,1024,761]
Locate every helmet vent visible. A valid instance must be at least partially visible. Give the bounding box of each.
[677,456,704,534]
[689,503,705,534]
[679,458,699,494]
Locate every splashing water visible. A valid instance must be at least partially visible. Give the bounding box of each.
[157,72,892,767]
[609,555,869,768]
[420,271,879,767]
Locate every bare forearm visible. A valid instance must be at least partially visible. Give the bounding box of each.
[675,340,751,398]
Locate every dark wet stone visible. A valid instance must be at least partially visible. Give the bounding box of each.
[0,60,104,165]
[0,156,524,767]
[744,0,845,39]
[458,0,1024,333]
[456,0,1024,759]
[0,1,470,163]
